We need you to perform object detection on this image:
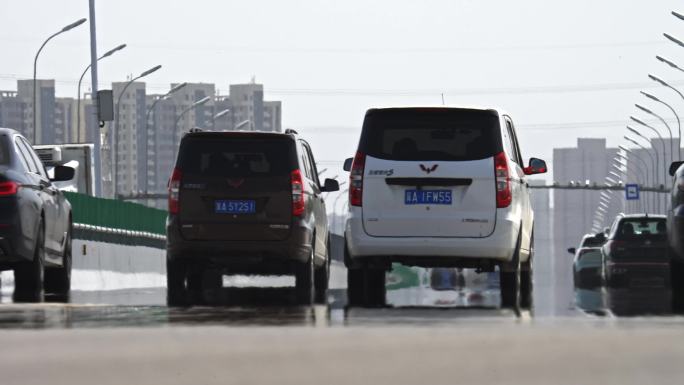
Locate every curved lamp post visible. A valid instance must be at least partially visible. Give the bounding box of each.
[204,108,231,129]
[33,18,87,143]
[630,116,667,191]
[77,43,126,143]
[624,135,657,211]
[635,103,674,167]
[641,91,681,160]
[618,145,652,212]
[649,74,684,160]
[173,96,211,155]
[143,82,187,194]
[113,64,162,198]
[234,119,251,131]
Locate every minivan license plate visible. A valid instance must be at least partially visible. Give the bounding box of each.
[404,190,452,205]
[214,200,256,214]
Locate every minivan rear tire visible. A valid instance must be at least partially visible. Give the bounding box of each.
[167,257,188,306]
[314,238,330,303]
[295,250,314,305]
[500,231,522,309]
[347,266,386,307]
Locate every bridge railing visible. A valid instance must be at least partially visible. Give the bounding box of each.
[64,192,167,248]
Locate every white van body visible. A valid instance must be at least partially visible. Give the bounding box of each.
[344,106,538,269]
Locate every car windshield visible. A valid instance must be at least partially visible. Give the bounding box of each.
[360,108,502,161]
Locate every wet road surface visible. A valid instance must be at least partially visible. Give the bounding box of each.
[2,255,684,384]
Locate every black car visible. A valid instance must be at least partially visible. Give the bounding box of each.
[0,128,74,301]
[668,161,684,265]
[166,129,339,305]
[602,214,670,289]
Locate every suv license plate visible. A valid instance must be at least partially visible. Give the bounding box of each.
[404,190,452,205]
[214,200,256,214]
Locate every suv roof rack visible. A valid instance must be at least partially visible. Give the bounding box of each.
[189,127,203,133]
[284,128,298,135]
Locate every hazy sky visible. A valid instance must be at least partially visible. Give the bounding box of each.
[1,0,684,181]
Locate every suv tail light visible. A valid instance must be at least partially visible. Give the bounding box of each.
[349,152,366,207]
[0,181,19,196]
[168,168,182,214]
[605,240,625,255]
[494,151,512,208]
[291,169,305,217]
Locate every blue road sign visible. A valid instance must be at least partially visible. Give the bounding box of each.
[625,184,640,200]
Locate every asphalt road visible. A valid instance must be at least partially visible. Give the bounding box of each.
[1,253,683,384]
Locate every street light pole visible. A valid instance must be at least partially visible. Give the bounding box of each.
[76,44,126,143]
[630,116,667,191]
[32,18,87,144]
[113,64,162,198]
[143,82,187,194]
[635,103,674,168]
[624,136,657,212]
[618,145,652,212]
[615,153,648,212]
[641,91,681,160]
[204,108,230,129]
[173,96,211,152]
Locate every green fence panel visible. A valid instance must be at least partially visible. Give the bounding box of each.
[64,192,167,235]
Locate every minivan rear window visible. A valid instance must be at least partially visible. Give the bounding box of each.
[359,108,502,161]
[177,136,295,177]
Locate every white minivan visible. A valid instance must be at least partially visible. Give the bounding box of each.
[343,107,547,307]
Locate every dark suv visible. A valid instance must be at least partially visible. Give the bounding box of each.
[166,129,339,304]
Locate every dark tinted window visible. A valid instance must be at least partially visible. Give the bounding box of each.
[177,136,295,177]
[0,136,9,165]
[581,235,605,248]
[614,218,667,240]
[360,108,502,161]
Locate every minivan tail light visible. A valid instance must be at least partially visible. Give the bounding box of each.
[349,152,366,207]
[291,169,305,217]
[494,151,512,208]
[168,168,182,214]
[0,181,19,196]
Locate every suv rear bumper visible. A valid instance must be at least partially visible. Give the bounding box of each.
[344,207,519,265]
[166,216,312,274]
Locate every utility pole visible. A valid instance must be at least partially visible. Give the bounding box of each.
[89,0,102,197]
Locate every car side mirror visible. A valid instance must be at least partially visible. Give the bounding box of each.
[670,161,684,177]
[322,178,340,192]
[567,247,576,255]
[343,157,353,172]
[524,158,547,175]
[50,165,75,182]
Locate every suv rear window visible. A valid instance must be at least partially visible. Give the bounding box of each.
[359,108,502,161]
[177,136,295,177]
[614,218,667,240]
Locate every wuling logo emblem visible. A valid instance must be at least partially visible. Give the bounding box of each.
[420,164,438,174]
[227,179,244,188]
